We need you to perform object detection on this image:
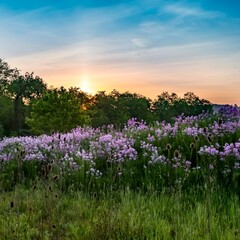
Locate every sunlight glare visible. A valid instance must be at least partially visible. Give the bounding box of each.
[80,76,93,94]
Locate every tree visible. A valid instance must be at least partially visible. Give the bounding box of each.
[7,72,47,133]
[152,92,212,122]
[89,91,116,127]
[90,90,153,128]
[27,87,90,134]
[0,96,14,137]
[0,58,47,135]
[117,92,153,123]
[0,58,19,135]
[152,92,180,122]
[0,58,19,95]
[183,92,212,116]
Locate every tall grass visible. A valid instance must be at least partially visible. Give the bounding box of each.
[0,184,240,240]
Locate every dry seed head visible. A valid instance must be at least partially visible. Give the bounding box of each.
[207,133,212,141]
[41,165,46,176]
[10,201,14,208]
[190,143,195,149]
[53,175,59,181]
[166,144,172,150]
[194,135,199,142]
[174,150,181,158]
[207,136,212,143]
[47,164,52,172]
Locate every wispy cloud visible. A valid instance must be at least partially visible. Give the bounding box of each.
[163,2,222,19]
[131,38,149,48]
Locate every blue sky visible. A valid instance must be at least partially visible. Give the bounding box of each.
[0,0,239,104]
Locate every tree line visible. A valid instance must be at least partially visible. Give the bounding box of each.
[0,58,212,136]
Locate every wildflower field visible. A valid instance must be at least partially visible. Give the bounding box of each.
[1,105,240,239]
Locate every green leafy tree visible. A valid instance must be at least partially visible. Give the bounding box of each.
[0,58,19,95]
[7,72,47,133]
[0,58,19,135]
[0,58,47,135]
[89,91,117,127]
[27,87,90,134]
[183,92,212,115]
[0,96,14,137]
[90,90,153,128]
[117,91,153,123]
[152,92,212,122]
[152,92,180,122]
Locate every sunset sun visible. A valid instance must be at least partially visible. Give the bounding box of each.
[80,76,93,94]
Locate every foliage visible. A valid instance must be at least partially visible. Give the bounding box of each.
[0,95,14,136]
[90,90,153,128]
[7,72,47,133]
[0,58,19,95]
[152,91,213,123]
[0,124,3,138]
[26,87,90,134]
[0,58,46,135]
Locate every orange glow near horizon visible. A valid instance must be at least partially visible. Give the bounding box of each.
[79,76,95,94]
[8,58,240,105]
[29,74,240,105]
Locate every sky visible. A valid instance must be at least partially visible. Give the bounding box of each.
[0,0,239,104]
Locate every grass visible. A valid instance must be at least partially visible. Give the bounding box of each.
[0,182,239,240]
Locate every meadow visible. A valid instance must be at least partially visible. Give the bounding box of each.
[0,104,240,239]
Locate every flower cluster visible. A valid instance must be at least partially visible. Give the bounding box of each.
[199,140,240,161]
[0,108,240,182]
[218,104,240,119]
